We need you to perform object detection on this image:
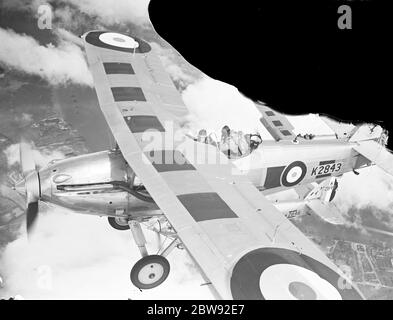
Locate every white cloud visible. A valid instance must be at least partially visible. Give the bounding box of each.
[181,76,273,139]
[3,143,66,168]
[335,166,393,213]
[63,0,150,26]
[0,28,92,86]
[0,208,214,299]
[149,42,200,90]
[54,28,84,46]
[153,46,263,138]
[3,144,20,167]
[1,0,151,27]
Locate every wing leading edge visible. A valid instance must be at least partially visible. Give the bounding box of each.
[83,31,363,300]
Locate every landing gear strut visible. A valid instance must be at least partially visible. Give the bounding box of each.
[128,219,175,290]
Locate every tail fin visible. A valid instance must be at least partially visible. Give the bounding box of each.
[353,140,393,177]
[305,177,338,204]
[348,123,388,145]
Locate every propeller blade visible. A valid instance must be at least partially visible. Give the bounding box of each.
[26,201,39,236]
[14,139,41,237]
[19,139,36,176]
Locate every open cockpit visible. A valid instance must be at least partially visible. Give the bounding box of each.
[190,126,263,159]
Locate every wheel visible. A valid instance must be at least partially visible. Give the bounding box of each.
[108,217,130,230]
[130,255,170,289]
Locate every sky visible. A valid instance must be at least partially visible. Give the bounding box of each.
[0,208,214,299]
[0,0,393,300]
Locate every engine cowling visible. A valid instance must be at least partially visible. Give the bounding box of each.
[36,150,157,217]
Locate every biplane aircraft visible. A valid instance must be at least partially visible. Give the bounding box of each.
[11,31,393,300]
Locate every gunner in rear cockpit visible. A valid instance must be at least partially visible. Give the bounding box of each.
[197,129,208,143]
[249,132,262,151]
[237,131,251,156]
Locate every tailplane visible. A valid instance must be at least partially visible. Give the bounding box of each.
[303,178,345,225]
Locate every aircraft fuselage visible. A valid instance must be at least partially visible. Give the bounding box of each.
[29,137,370,218]
[234,138,370,194]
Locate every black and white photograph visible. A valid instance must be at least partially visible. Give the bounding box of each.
[0,0,392,307]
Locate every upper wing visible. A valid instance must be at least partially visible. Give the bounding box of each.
[83,31,363,300]
[255,103,296,141]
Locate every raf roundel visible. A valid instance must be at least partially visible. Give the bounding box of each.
[259,264,341,300]
[230,247,363,300]
[281,161,307,187]
[99,32,139,49]
[84,31,151,53]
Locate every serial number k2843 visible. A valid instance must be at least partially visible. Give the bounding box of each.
[311,162,342,176]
